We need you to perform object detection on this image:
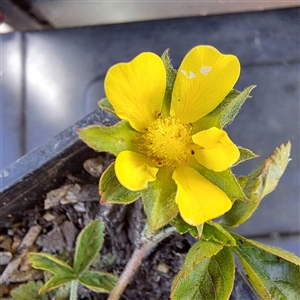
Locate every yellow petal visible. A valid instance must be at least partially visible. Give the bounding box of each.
[170,45,240,123]
[104,52,166,132]
[115,150,159,191]
[192,127,240,172]
[172,166,232,226]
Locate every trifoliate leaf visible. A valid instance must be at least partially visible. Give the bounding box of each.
[171,245,235,300]
[79,270,118,293]
[73,219,105,274]
[192,86,255,132]
[11,281,48,300]
[97,98,116,116]
[232,233,300,300]
[100,162,141,204]
[221,142,291,229]
[142,167,178,231]
[77,120,139,155]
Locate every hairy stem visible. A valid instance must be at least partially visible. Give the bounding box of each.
[70,279,78,300]
[107,225,176,300]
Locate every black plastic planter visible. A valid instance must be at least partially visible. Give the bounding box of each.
[0,109,117,229]
[0,109,259,299]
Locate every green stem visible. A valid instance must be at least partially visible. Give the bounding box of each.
[107,225,176,300]
[69,279,78,300]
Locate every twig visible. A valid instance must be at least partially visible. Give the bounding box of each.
[107,226,176,300]
[0,225,41,284]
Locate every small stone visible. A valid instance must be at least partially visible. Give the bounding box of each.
[19,255,32,272]
[43,212,56,222]
[60,221,79,250]
[19,245,38,272]
[0,235,12,251]
[11,236,21,252]
[0,251,12,265]
[73,202,86,212]
[10,269,44,283]
[37,227,66,253]
[44,185,73,209]
[156,262,169,274]
[83,156,105,177]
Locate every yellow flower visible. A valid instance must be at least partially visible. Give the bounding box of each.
[104,45,240,226]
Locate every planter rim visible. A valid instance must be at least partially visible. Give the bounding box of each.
[0,109,117,228]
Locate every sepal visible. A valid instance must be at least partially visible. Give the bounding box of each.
[161,49,177,117]
[77,120,139,155]
[189,157,246,201]
[98,98,116,116]
[100,162,141,204]
[234,146,259,166]
[192,86,255,132]
[141,167,178,231]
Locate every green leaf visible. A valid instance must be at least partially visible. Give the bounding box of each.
[171,214,198,238]
[232,233,300,300]
[202,221,236,246]
[28,253,75,276]
[79,270,118,293]
[100,162,141,204]
[142,167,179,231]
[77,120,139,155]
[221,142,291,229]
[28,253,76,294]
[73,219,105,274]
[11,281,49,300]
[190,157,246,200]
[234,146,259,166]
[173,239,224,284]
[97,98,116,116]
[161,49,177,117]
[39,276,75,294]
[192,86,255,132]
[171,245,235,300]
[172,219,237,245]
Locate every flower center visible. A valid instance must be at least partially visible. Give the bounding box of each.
[139,117,193,168]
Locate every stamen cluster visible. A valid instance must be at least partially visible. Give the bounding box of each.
[139,117,193,168]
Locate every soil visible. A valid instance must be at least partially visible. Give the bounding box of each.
[0,154,194,300]
[0,154,258,300]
